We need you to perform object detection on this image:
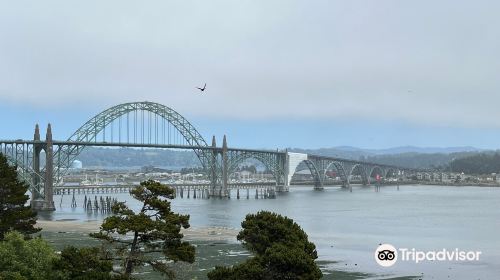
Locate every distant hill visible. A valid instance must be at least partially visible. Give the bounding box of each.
[289,146,488,169]
[364,152,481,169]
[76,147,199,169]
[74,146,490,171]
[289,147,368,160]
[450,152,500,174]
[290,146,484,157]
[367,146,484,155]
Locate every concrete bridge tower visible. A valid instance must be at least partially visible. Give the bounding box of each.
[32,124,41,199]
[31,124,55,211]
[42,124,55,210]
[210,135,217,196]
[222,135,228,197]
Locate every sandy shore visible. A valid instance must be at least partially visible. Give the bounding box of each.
[36,220,239,242]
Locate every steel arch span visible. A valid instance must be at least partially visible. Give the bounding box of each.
[368,166,384,178]
[288,159,323,189]
[227,151,286,186]
[348,163,369,185]
[323,161,349,185]
[53,101,213,179]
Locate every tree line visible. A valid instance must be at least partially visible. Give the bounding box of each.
[448,152,500,174]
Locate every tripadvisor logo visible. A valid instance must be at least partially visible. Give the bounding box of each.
[375,244,397,267]
[375,244,482,267]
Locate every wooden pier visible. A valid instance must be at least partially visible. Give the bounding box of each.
[54,182,278,199]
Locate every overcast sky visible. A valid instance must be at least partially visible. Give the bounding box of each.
[1,1,499,149]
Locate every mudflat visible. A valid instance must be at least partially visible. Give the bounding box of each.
[36,220,239,242]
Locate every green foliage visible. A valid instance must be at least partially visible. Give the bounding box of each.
[261,243,323,279]
[53,246,125,280]
[91,180,195,279]
[0,153,40,240]
[0,231,58,280]
[450,152,500,174]
[365,152,468,170]
[207,258,265,280]
[0,232,126,280]
[208,211,322,280]
[237,212,318,258]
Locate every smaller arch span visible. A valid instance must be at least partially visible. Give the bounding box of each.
[348,164,369,185]
[227,152,285,185]
[323,161,348,186]
[289,159,323,189]
[368,166,384,178]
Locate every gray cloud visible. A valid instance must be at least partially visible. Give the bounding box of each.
[0,0,499,127]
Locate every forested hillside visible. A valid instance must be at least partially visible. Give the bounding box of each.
[290,147,483,169]
[365,152,479,170]
[449,152,500,174]
[73,147,499,174]
[76,147,199,168]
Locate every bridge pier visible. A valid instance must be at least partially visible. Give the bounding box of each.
[32,124,42,200]
[42,124,55,211]
[313,185,324,190]
[31,124,44,209]
[221,135,229,197]
[207,135,230,198]
[32,124,55,211]
[209,136,219,197]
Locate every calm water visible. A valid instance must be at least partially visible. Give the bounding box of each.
[41,185,500,279]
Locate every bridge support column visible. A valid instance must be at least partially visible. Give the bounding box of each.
[35,124,55,211]
[362,165,369,186]
[344,175,352,192]
[313,181,324,190]
[221,135,229,197]
[283,152,308,191]
[275,153,288,192]
[31,124,43,209]
[209,136,218,197]
[305,159,323,190]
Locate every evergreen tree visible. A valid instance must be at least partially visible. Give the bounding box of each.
[53,246,127,280]
[208,211,322,280]
[90,180,195,279]
[0,231,58,280]
[0,153,40,240]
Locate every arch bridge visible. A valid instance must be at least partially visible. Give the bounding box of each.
[0,101,420,211]
[285,153,412,190]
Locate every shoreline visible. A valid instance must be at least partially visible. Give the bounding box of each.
[292,181,500,187]
[36,221,416,280]
[414,182,500,187]
[36,220,239,243]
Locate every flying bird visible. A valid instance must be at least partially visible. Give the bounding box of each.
[196,83,206,92]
